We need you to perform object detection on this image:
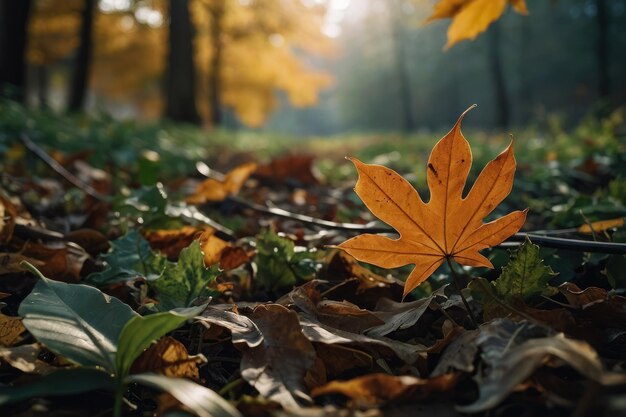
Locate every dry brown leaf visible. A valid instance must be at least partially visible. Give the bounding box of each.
[426,0,529,49]
[256,154,320,185]
[578,217,624,234]
[337,108,527,297]
[130,336,205,379]
[186,162,257,204]
[0,343,57,374]
[0,313,26,347]
[311,373,458,407]
[144,226,204,259]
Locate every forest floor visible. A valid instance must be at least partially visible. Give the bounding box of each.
[0,101,625,417]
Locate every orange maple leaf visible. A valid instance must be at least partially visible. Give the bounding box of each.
[426,0,529,49]
[337,107,527,298]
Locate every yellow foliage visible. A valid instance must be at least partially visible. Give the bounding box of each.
[426,0,529,49]
[26,0,334,125]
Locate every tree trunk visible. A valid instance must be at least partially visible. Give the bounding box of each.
[388,0,415,132]
[595,0,609,100]
[518,17,531,124]
[164,0,200,124]
[207,1,225,127]
[0,0,32,102]
[488,20,510,129]
[68,0,96,112]
[36,65,49,108]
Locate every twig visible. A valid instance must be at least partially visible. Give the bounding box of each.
[446,257,478,329]
[19,133,108,201]
[225,196,626,254]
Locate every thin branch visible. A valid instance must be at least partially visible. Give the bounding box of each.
[225,196,626,254]
[446,257,478,329]
[20,133,108,201]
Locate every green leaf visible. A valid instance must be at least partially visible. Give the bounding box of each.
[0,368,114,405]
[255,230,318,291]
[493,238,557,302]
[150,241,219,311]
[19,262,138,372]
[115,305,205,378]
[86,230,168,286]
[127,373,242,417]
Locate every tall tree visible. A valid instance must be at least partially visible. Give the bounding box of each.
[206,0,225,127]
[165,0,200,124]
[487,21,510,129]
[68,0,96,111]
[0,0,32,102]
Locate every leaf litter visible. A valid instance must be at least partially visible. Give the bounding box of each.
[0,109,625,417]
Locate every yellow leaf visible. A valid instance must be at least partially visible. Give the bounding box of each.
[336,107,527,298]
[186,162,257,204]
[426,0,529,48]
[578,218,624,234]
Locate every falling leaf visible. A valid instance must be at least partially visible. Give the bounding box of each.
[426,0,529,49]
[311,373,457,407]
[578,217,624,234]
[186,162,257,204]
[0,314,26,347]
[130,336,205,379]
[337,108,527,297]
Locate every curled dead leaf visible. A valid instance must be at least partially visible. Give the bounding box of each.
[130,336,206,380]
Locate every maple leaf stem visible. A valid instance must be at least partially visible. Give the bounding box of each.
[445,257,478,329]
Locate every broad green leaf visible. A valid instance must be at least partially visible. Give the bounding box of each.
[19,262,137,372]
[127,373,242,417]
[86,230,168,286]
[493,238,556,301]
[150,241,218,311]
[255,230,318,291]
[115,305,205,378]
[0,367,114,405]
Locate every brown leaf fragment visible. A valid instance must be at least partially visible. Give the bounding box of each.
[197,306,263,347]
[0,343,57,375]
[219,246,253,270]
[311,373,458,408]
[0,313,26,347]
[315,300,384,334]
[130,336,205,379]
[366,286,447,337]
[314,343,373,378]
[256,154,320,185]
[144,226,206,260]
[240,304,318,408]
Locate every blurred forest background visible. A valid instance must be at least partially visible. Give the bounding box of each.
[1,0,625,136]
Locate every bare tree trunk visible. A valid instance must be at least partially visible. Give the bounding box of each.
[207,1,225,127]
[387,0,415,132]
[595,0,609,100]
[68,0,96,112]
[165,0,200,124]
[488,21,510,129]
[0,0,32,102]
